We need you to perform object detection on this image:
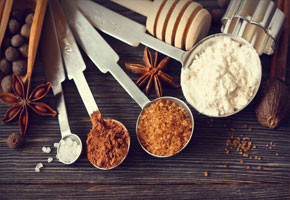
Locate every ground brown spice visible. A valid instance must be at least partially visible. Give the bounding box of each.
[137,99,192,156]
[87,111,129,169]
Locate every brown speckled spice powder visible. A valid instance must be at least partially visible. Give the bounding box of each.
[137,100,192,156]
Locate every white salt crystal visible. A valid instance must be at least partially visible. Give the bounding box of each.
[35,163,43,173]
[56,137,81,164]
[47,157,53,163]
[42,146,51,153]
[54,143,59,148]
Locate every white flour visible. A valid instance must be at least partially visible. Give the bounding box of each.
[181,36,261,116]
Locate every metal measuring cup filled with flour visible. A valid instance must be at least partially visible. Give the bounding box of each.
[181,34,262,117]
[61,0,194,158]
[73,0,262,117]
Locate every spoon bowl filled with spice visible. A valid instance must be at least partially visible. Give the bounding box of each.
[136,97,194,158]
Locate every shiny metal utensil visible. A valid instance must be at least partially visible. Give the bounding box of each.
[221,0,286,55]
[69,0,262,118]
[41,0,82,165]
[61,0,194,158]
[51,0,130,170]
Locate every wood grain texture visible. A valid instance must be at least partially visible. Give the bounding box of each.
[1,0,290,199]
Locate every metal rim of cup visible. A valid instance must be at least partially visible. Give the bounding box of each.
[181,33,262,118]
[91,119,131,170]
[136,96,194,158]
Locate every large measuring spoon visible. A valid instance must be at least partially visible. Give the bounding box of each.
[51,0,130,169]
[73,0,262,118]
[41,1,81,165]
[61,0,194,158]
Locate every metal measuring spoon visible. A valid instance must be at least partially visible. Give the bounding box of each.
[42,1,82,165]
[52,0,130,169]
[74,0,262,118]
[61,0,194,158]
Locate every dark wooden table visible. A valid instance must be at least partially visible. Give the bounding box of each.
[1,1,290,199]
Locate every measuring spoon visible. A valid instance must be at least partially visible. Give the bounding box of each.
[73,0,262,118]
[61,0,194,158]
[42,1,81,165]
[51,0,130,169]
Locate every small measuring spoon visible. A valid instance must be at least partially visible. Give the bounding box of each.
[51,0,130,169]
[61,0,194,158]
[42,1,82,165]
[73,0,262,118]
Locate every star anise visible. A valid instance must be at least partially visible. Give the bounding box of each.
[0,75,57,136]
[125,47,180,97]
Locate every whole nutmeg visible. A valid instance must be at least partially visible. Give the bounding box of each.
[255,79,290,129]
[11,34,25,47]
[21,24,31,39]
[7,133,24,150]
[0,58,12,74]
[1,75,13,93]
[12,60,27,76]
[8,19,20,34]
[19,44,28,58]
[25,13,34,26]
[11,10,24,23]
[5,47,20,62]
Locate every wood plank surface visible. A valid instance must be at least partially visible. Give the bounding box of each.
[1,0,290,199]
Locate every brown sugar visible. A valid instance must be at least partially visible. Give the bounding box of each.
[137,99,192,156]
[87,111,130,169]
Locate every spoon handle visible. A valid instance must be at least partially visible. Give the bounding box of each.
[54,84,72,138]
[61,0,150,109]
[42,1,71,138]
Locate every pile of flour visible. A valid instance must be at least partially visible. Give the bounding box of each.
[181,36,261,116]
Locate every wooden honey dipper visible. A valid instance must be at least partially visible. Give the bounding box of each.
[110,0,211,50]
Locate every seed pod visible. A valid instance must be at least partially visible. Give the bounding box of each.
[11,34,25,47]
[1,75,13,93]
[8,19,20,34]
[25,13,34,26]
[5,47,20,62]
[21,24,31,39]
[0,58,12,74]
[7,133,24,150]
[12,60,27,76]
[19,44,28,58]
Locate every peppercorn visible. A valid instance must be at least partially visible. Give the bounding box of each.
[7,133,24,150]
[8,19,20,34]
[0,58,12,74]
[5,47,20,62]
[19,44,28,58]
[1,75,13,93]
[11,34,25,47]
[12,60,27,76]
[20,24,31,39]
[11,10,24,23]
[25,13,34,26]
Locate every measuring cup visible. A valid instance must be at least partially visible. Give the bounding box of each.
[61,0,194,158]
[51,0,130,169]
[42,0,82,165]
[73,0,262,118]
